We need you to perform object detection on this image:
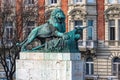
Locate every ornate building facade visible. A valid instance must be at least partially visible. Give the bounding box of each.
[0,0,120,80]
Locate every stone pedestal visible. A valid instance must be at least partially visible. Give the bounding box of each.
[16,52,84,80]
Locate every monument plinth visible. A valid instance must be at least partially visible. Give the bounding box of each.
[16,52,84,80]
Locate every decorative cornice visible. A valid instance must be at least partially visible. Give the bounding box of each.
[69,8,87,21]
[104,6,120,21]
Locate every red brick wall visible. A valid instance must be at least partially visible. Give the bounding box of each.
[61,0,68,32]
[38,0,45,25]
[97,0,105,40]
[16,0,23,40]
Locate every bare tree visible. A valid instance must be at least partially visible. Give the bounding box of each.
[0,0,39,80]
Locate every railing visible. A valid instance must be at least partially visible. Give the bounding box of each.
[99,40,120,48]
[78,40,97,49]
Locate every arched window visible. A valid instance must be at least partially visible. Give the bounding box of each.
[86,57,94,75]
[112,57,120,76]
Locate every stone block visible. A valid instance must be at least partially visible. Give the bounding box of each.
[20,52,81,60]
[16,52,83,80]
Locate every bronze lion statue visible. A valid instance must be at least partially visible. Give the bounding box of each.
[17,8,67,51]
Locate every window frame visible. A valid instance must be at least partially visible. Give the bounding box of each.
[112,57,120,76]
[118,20,120,40]
[108,0,116,4]
[85,57,94,75]
[108,0,120,4]
[49,0,57,5]
[5,21,13,40]
[26,21,35,35]
[73,0,83,4]
[87,20,94,40]
[74,20,83,40]
[86,0,96,4]
[109,20,115,40]
[24,0,35,5]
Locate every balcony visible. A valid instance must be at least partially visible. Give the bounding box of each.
[78,40,97,51]
[105,40,120,47]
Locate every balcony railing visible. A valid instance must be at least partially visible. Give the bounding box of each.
[78,40,97,49]
[105,40,120,47]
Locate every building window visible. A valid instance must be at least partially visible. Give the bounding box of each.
[26,21,35,35]
[74,0,82,4]
[109,20,115,40]
[5,21,13,40]
[108,0,120,4]
[118,20,120,40]
[87,0,95,3]
[86,57,94,75]
[25,0,34,5]
[49,0,57,4]
[108,0,116,4]
[74,20,83,40]
[118,0,120,3]
[112,57,120,76]
[87,20,94,40]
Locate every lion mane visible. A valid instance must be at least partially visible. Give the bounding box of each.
[48,8,66,33]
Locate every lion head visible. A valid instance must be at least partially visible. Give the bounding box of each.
[48,8,66,33]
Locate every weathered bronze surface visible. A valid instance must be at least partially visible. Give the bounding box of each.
[17,8,88,53]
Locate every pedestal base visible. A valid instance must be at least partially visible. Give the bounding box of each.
[16,52,84,80]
